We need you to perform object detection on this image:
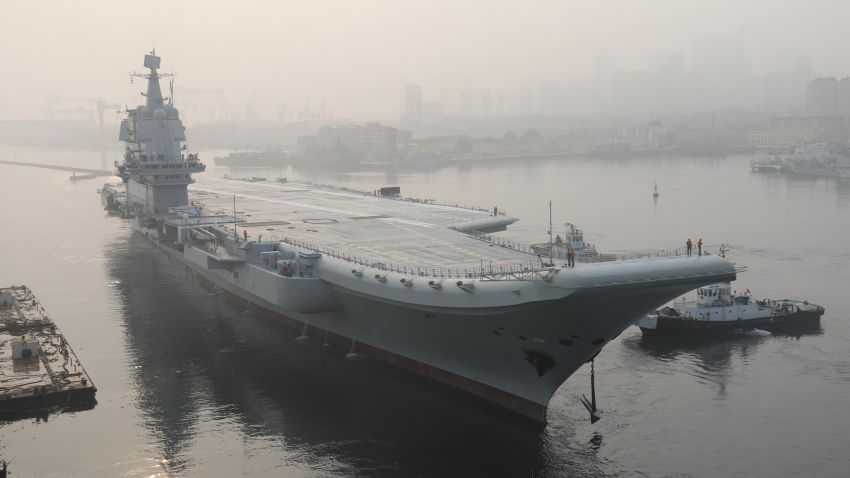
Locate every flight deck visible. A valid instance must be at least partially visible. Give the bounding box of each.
[188,177,540,273]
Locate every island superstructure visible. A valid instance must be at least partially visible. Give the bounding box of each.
[101,51,739,424]
[112,50,205,215]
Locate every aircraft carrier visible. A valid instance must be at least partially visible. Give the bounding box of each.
[100,51,738,424]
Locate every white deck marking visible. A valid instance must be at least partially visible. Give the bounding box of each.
[194,185,440,228]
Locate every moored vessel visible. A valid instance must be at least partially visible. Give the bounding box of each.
[100,51,740,424]
[752,143,850,178]
[214,149,288,167]
[0,286,97,417]
[750,154,786,172]
[750,150,786,173]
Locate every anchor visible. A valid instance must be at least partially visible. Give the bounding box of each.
[580,360,602,424]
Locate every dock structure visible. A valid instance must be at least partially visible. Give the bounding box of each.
[0,286,95,417]
[0,159,113,181]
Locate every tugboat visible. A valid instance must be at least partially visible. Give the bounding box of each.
[636,282,824,334]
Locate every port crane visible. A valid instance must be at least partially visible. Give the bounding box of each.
[47,96,123,127]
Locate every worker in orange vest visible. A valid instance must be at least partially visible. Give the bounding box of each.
[686,238,692,255]
[697,238,703,256]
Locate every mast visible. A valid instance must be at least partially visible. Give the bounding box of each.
[142,51,165,109]
[548,200,553,266]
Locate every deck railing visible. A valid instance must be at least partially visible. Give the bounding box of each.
[279,238,548,280]
[469,232,709,263]
[275,237,733,282]
[275,233,734,281]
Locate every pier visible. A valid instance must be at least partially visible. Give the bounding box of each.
[0,159,112,181]
[0,286,96,417]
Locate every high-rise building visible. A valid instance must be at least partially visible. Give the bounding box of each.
[481,90,492,117]
[519,88,533,115]
[403,84,423,122]
[691,36,748,110]
[460,90,476,117]
[422,101,443,122]
[495,91,504,117]
[538,82,562,116]
[838,78,850,116]
[807,78,838,116]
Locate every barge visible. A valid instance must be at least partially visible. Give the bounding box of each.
[0,286,96,417]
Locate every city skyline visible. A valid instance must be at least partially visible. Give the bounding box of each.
[2,0,850,122]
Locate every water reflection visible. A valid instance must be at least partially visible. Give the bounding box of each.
[106,233,613,477]
[0,400,96,425]
[622,324,822,397]
[629,324,821,365]
[631,333,763,369]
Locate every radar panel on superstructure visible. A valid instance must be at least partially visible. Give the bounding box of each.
[144,54,161,70]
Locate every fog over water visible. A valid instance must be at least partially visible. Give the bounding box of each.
[2,1,850,476]
[2,1,850,121]
[0,149,848,476]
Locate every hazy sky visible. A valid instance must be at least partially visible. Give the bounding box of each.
[2,0,849,122]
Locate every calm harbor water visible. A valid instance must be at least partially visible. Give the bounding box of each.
[1,147,848,477]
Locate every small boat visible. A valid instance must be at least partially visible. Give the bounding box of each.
[531,222,617,263]
[636,282,824,335]
[750,155,785,172]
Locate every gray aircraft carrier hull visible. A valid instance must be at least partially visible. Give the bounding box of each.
[142,227,735,424]
[104,51,739,424]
